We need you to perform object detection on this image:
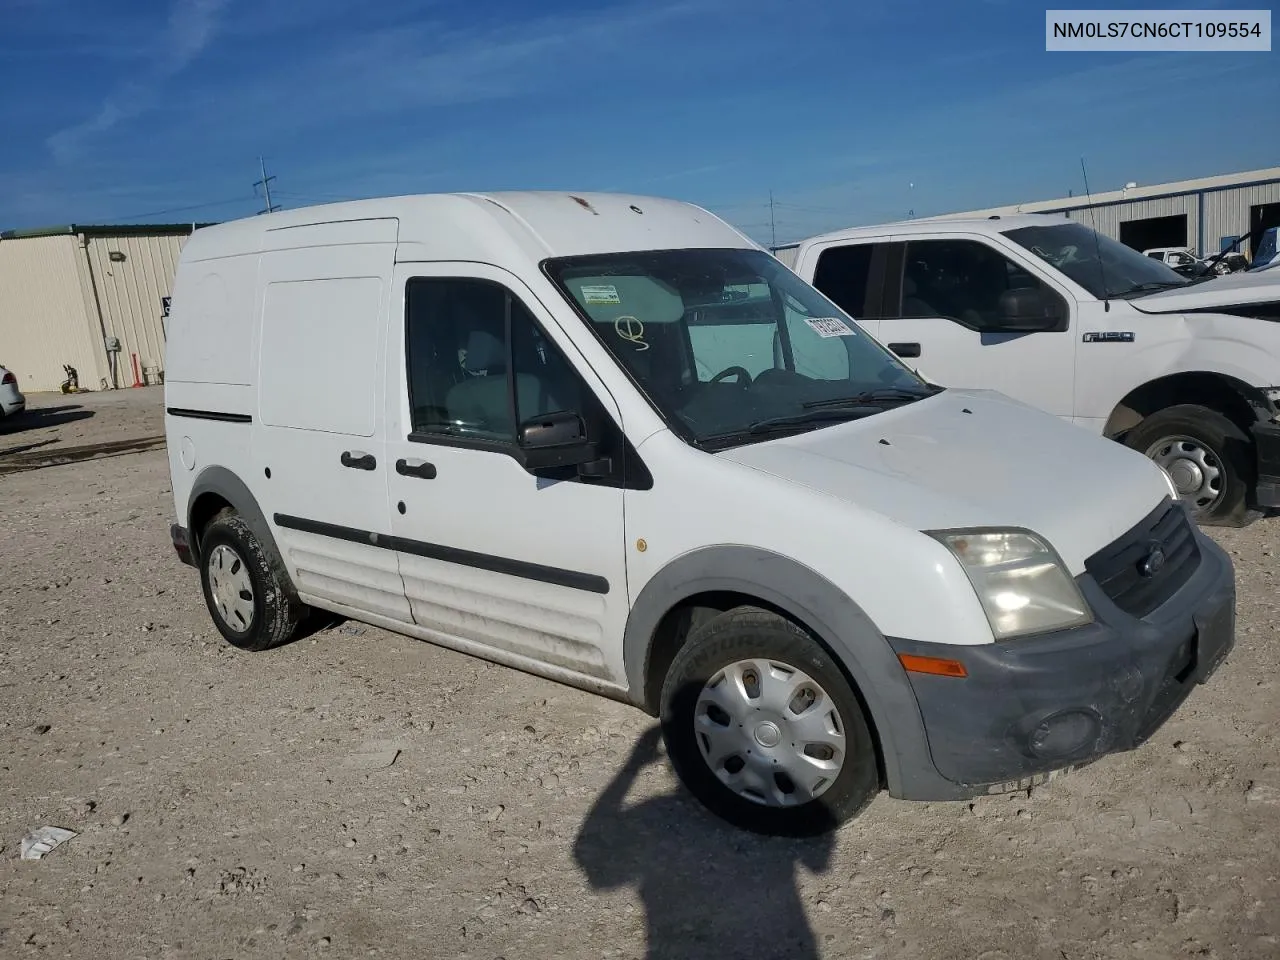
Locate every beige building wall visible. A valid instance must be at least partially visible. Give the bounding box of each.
[83,233,186,388]
[0,234,108,393]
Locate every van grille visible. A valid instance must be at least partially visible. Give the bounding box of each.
[1084,500,1200,619]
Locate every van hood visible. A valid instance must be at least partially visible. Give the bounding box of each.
[717,389,1169,574]
[1132,268,1280,313]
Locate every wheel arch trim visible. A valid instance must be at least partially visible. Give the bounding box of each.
[622,545,958,800]
[187,467,287,582]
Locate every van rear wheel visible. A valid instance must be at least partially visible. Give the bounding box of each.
[199,512,302,651]
[659,607,879,836]
[1124,404,1260,527]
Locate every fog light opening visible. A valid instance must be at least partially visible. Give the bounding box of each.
[1028,709,1101,760]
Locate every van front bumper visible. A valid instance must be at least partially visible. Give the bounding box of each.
[1251,419,1280,509]
[886,530,1235,797]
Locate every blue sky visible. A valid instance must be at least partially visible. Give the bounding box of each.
[2,0,1276,244]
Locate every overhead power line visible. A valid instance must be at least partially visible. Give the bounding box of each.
[274,190,360,205]
[112,196,252,222]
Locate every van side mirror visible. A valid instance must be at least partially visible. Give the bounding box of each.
[997,287,1066,332]
[518,410,598,472]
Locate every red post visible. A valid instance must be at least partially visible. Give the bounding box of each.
[130,353,144,388]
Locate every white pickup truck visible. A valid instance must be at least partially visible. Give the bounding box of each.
[776,214,1280,526]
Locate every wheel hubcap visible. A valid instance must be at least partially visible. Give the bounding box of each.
[1145,435,1223,512]
[694,659,846,808]
[207,544,255,631]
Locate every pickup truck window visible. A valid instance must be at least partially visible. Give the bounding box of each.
[811,244,875,318]
[899,239,1064,331]
[1003,221,1189,299]
[545,248,929,448]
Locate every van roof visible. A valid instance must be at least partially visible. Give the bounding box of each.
[179,191,757,263]
[778,212,1072,254]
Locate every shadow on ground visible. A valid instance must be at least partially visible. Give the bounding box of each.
[574,727,836,960]
[0,405,94,436]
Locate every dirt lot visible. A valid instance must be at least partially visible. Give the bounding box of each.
[1,388,1278,960]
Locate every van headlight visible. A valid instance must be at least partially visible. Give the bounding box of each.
[929,529,1093,640]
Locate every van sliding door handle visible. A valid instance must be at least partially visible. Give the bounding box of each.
[396,458,437,479]
[340,451,377,471]
[889,342,921,358]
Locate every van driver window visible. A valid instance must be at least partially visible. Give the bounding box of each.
[404,278,587,444]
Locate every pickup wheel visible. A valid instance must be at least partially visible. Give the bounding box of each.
[1124,404,1260,527]
[199,511,303,651]
[659,607,879,836]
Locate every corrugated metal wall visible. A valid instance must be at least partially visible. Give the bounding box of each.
[773,246,799,268]
[0,235,108,393]
[1062,194,1199,249]
[1202,181,1280,256]
[84,233,185,388]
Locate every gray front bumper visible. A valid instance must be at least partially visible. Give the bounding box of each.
[887,529,1235,797]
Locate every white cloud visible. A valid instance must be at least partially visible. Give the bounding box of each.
[46,0,229,163]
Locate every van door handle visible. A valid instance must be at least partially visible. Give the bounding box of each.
[340,451,377,471]
[889,342,921,358]
[396,458,437,480]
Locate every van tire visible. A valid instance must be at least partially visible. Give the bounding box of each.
[659,606,879,836]
[199,511,302,651]
[1124,404,1260,527]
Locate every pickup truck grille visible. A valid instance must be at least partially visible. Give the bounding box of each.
[1084,500,1200,619]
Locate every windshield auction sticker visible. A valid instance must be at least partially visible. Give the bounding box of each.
[1046,9,1270,51]
[804,317,858,338]
[580,284,621,305]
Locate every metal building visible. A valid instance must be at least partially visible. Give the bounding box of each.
[0,223,203,394]
[933,166,1280,261]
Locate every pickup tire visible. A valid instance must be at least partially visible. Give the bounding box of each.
[198,511,303,651]
[1124,404,1260,527]
[659,607,879,836]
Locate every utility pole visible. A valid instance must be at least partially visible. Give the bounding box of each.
[254,156,281,215]
[768,189,776,249]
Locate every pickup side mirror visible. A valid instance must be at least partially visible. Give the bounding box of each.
[518,410,598,472]
[997,287,1066,332]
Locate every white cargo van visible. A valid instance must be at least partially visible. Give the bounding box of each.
[165,193,1234,835]
[778,215,1280,527]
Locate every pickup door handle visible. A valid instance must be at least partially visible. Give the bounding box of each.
[340,451,377,471]
[889,342,921,358]
[396,458,437,480]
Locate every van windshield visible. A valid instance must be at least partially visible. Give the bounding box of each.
[544,248,934,449]
[1003,221,1191,299]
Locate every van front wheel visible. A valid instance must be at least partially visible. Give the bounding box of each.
[199,512,302,651]
[659,607,879,836]
[1124,404,1260,527]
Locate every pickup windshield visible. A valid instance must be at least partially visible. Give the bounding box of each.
[1003,221,1191,299]
[544,248,933,449]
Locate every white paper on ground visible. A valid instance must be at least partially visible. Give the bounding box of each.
[19,826,78,860]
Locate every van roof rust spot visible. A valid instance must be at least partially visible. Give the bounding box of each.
[569,195,599,215]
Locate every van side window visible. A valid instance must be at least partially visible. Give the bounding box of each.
[406,277,586,442]
[900,239,1065,332]
[404,277,642,485]
[811,244,875,317]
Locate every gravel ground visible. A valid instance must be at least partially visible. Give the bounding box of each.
[1,388,1278,960]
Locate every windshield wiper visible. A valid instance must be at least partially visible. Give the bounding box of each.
[746,407,880,435]
[1115,280,1187,298]
[802,385,941,410]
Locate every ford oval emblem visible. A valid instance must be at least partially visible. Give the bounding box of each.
[1137,544,1167,578]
